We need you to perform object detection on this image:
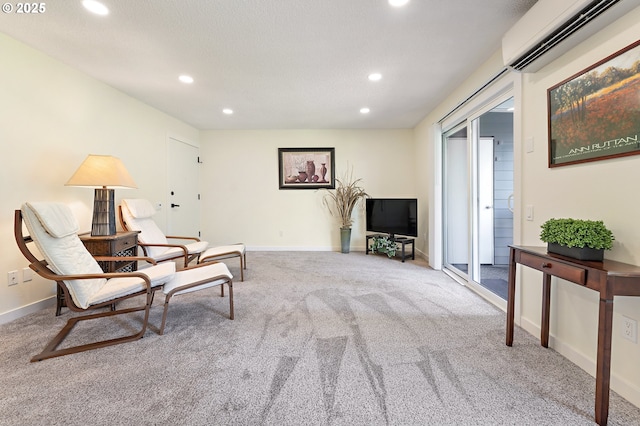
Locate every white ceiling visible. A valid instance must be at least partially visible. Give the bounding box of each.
[0,0,537,130]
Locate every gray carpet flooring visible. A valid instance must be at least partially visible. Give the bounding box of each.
[1,251,639,425]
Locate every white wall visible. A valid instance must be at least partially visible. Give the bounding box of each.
[0,33,199,322]
[518,7,640,406]
[199,129,417,251]
[416,6,640,407]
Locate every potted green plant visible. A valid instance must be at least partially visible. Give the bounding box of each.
[370,235,397,258]
[539,218,614,261]
[322,168,368,253]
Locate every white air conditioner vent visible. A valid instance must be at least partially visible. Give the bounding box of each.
[502,0,640,72]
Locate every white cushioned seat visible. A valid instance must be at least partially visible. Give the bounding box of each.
[199,244,245,261]
[88,262,176,306]
[163,262,232,296]
[154,241,209,261]
[158,261,235,334]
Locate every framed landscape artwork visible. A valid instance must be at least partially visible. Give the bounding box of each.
[278,147,335,189]
[548,39,640,167]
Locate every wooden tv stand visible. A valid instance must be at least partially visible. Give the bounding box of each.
[506,245,640,426]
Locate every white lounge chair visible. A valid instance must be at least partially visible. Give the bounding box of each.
[15,202,234,361]
[119,198,247,280]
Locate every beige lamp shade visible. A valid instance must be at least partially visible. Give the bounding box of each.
[66,154,137,236]
[65,154,137,189]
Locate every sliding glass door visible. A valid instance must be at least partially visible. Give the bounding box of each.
[442,98,514,301]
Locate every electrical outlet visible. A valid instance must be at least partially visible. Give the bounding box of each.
[622,316,637,343]
[7,270,19,286]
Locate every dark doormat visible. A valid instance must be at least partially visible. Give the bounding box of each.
[481,278,508,300]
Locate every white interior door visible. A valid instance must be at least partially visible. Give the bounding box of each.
[167,137,200,237]
[444,136,469,266]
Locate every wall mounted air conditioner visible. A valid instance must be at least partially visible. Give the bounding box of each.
[502,0,640,72]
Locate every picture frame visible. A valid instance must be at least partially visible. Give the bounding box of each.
[278,147,335,189]
[547,39,640,167]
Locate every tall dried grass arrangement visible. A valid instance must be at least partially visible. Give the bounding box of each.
[322,168,368,228]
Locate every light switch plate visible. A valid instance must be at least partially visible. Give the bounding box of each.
[22,267,33,282]
[526,205,534,221]
[525,137,534,153]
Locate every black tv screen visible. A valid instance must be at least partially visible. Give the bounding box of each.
[366,198,417,238]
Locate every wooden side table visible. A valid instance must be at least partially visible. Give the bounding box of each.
[506,245,640,426]
[79,231,139,273]
[55,231,139,316]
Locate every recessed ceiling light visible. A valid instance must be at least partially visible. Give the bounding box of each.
[368,73,382,81]
[178,75,194,84]
[389,0,410,6]
[360,107,370,114]
[223,108,233,115]
[82,0,109,15]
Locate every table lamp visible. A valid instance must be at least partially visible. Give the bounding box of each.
[65,154,137,236]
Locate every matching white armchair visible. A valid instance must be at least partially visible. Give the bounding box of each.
[118,198,208,266]
[15,202,234,361]
[119,198,247,280]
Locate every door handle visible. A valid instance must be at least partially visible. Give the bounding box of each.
[171,203,180,208]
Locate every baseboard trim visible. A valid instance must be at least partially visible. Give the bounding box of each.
[247,247,429,262]
[248,246,337,251]
[520,317,640,408]
[0,296,55,325]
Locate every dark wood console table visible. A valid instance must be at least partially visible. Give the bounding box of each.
[506,245,640,426]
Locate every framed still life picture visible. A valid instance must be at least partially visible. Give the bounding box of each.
[548,39,640,167]
[278,147,335,189]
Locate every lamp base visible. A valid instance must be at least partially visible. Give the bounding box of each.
[91,188,116,236]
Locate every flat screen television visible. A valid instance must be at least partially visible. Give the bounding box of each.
[366,198,417,238]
